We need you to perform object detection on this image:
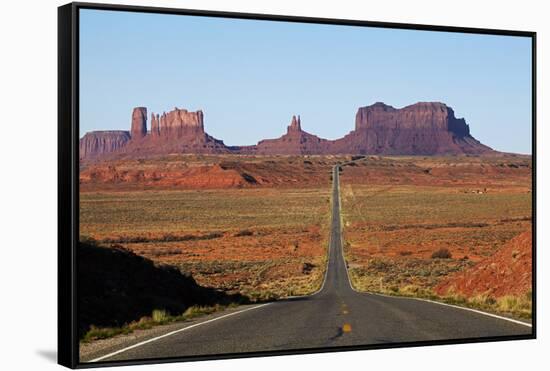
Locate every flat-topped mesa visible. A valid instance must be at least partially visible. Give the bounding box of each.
[355,101,470,136]
[336,101,491,155]
[79,130,131,160]
[130,107,147,139]
[155,107,205,138]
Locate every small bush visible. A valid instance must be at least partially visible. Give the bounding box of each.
[82,304,232,342]
[99,232,224,245]
[152,309,168,323]
[368,258,390,271]
[400,285,419,295]
[497,295,531,314]
[183,305,221,319]
[247,290,280,302]
[241,173,258,184]
[150,248,181,257]
[82,325,129,342]
[302,262,315,274]
[203,232,224,240]
[469,293,496,306]
[431,248,452,259]
[234,229,254,237]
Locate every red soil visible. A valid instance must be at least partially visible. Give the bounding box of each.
[434,230,532,298]
[79,156,337,190]
[80,163,252,188]
[341,156,532,189]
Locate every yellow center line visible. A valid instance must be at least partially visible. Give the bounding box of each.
[341,303,349,315]
[342,323,352,333]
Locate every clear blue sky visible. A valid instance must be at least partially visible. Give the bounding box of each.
[80,9,532,154]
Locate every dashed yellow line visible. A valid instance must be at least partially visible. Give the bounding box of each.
[341,303,349,315]
[342,323,352,333]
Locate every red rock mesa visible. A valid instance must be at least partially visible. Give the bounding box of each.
[79,102,493,160]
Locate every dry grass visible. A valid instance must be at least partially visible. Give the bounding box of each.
[81,304,236,343]
[80,188,330,237]
[340,173,531,266]
[350,283,532,319]
[80,187,331,298]
[340,156,532,319]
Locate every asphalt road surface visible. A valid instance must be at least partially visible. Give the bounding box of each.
[87,165,532,363]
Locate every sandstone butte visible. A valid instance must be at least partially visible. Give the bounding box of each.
[79,102,494,160]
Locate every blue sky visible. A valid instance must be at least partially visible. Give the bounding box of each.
[80,9,532,154]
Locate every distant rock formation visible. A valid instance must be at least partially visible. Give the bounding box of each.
[157,108,204,137]
[120,107,229,157]
[239,115,330,155]
[79,102,494,160]
[237,103,492,156]
[334,102,490,155]
[80,106,229,159]
[289,115,301,132]
[150,113,160,137]
[130,107,147,139]
[79,130,131,160]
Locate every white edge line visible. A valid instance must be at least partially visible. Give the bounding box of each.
[92,165,338,362]
[90,165,341,359]
[88,303,271,363]
[92,162,531,363]
[370,292,532,328]
[337,163,532,330]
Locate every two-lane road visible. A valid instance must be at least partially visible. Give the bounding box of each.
[86,165,531,363]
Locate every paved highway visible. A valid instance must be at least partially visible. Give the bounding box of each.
[86,165,531,363]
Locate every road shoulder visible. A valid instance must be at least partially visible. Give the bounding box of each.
[79,303,268,363]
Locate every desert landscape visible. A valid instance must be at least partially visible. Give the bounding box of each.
[80,157,334,300]
[339,155,532,318]
[70,8,535,364]
[78,101,533,358]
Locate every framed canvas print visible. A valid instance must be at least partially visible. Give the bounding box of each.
[58,2,536,368]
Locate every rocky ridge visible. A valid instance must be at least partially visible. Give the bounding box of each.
[80,102,494,160]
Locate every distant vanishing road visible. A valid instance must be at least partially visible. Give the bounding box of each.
[86,165,532,363]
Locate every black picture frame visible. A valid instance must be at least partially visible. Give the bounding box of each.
[58,2,537,369]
